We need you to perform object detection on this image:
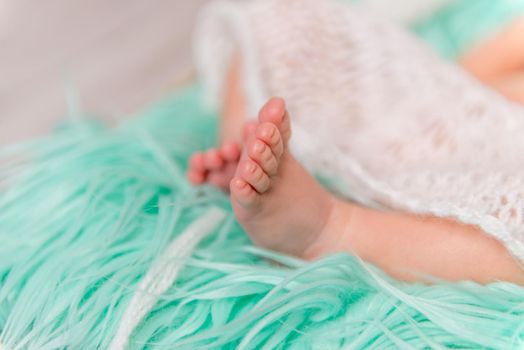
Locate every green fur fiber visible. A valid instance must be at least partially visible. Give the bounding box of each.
[0,86,523,349]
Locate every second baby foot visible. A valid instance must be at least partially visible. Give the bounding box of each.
[187,122,257,191]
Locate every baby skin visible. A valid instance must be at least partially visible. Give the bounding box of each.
[188,98,524,285]
[188,98,344,256]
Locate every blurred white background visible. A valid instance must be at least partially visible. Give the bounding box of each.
[0,0,207,145]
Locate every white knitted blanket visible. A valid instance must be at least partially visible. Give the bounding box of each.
[194,0,524,263]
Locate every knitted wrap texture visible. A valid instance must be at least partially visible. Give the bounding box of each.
[195,0,524,262]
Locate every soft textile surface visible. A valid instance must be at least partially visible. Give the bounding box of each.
[195,0,524,263]
[0,85,523,349]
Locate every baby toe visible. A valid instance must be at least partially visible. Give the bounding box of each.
[230,177,259,207]
[258,97,291,142]
[189,153,206,172]
[259,97,285,124]
[247,137,278,176]
[242,121,258,142]
[204,149,225,170]
[238,159,270,193]
[220,142,241,162]
[256,122,284,159]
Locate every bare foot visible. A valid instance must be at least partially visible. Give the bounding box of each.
[230,98,354,258]
[187,122,256,191]
[226,99,524,286]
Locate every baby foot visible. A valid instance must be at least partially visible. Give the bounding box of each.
[187,142,241,191]
[230,98,354,258]
[187,122,257,191]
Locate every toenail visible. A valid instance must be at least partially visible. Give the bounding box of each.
[234,178,245,188]
[262,125,274,138]
[246,162,256,173]
[254,140,265,153]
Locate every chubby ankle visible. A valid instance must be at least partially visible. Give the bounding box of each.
[302,197,357,260]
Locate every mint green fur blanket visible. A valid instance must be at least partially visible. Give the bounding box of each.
[2,2,524,346]
[0,86,523,349]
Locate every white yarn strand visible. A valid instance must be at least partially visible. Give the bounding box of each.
[109,207,227,350]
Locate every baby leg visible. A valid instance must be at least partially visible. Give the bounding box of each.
[460,16,524,104]
[231,97,524,285]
